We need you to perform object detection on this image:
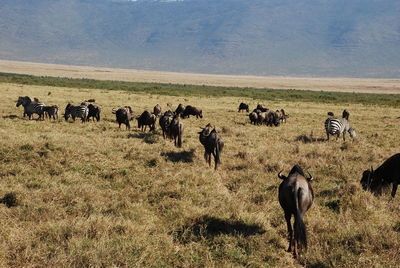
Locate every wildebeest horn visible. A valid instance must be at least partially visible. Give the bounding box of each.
[307,172,314,181]
[278,171,286,180]
[370,166,373,172]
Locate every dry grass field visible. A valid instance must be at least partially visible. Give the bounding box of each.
[0,81,400,267]
[1,60,400,94]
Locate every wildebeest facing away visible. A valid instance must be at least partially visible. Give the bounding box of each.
[238,102,249,112]
[113,106,133,130]
[278,109,288,123]
[360,153,400,198]
[153,104,162,117]
[249,111,258,125]
[278,165,314,257]
[169,114,184,147]
[137,110,156,132]
[182,105,203,119]
[267,111,281,127]
[175,104,185,116]
[43,105,59,120]
[87,104,101,122]
[159,110,174,139]
[199,124,224,170]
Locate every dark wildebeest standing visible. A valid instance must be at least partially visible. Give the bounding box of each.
[113,106,133,130]
[249,111,258,125]
[43,105,59,120]
[170,114,184,147]
[16,96,45,120]
[238,102,249,113]
[279,109,288,123]
[159,110,174,139]
[153,104,162,117]
[182,105,203,119]
[87,104,101,122]
[278,165,314,257]
[360,153,400,198]
[256,104,268,112]
[342,109,350,120]
[175,104,185,116]
[266,111,280,127]
[199,124,224,170]
[137,110,156,132]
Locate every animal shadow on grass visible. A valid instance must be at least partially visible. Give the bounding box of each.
[128,132,158,144]
[2,115,19,119]
[161,149,195,163]
[295,134,325,144]
[172,216,265,244]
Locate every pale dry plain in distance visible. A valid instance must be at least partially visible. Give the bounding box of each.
[1,59,400,94]
[0,61,400,267]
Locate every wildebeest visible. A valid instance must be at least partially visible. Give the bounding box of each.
[249,111,258,125]
[169,114,184,147]
[43,105,59,120]
[159,110,174,139]
[182,105,203,119]
[87,104,101,122]
[137,110,156,132]
[267,111,281,127]
[256,104,268,112]
[278,109,288,123]
[16,96,45,120]
[238,102,249,112]
[153,104,162,117]
[113,106,133,130]
[199,124,224,170]
[360,153,400,198]
[278,165,314,257]
[64,103,89,122]
[175,104,185,116]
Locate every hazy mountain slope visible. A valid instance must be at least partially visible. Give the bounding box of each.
[1,0,399,77]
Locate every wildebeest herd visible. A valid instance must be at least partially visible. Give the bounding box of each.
[13,96,400,258]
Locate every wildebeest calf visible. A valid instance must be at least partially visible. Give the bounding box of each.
[360,153,400,198]
[238,102,249,112]
[278,165,314,257]
[199,124,224,170]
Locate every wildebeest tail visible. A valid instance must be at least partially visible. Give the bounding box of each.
[294,187,307,250]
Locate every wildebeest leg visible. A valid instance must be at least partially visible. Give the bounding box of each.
[343,132,346,141]
[391,183,398,198]
[212,150,218,170]
[285,212,293,253]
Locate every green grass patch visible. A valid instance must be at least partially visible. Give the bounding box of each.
[1,72,399,106]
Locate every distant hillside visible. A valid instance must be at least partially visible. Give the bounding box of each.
[1,0,400,77]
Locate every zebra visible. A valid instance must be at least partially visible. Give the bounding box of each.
[16,96,45,120]
[43,105,59,120]
[324,117,356,141]
[64,103,89,122]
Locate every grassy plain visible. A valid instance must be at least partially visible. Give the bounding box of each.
[0,81,400,267]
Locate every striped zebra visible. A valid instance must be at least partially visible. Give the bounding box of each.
[325,117,356,141]
[16,96,45,120]
[64,103,89,122]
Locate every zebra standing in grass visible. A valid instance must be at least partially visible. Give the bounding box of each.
[325,113,356,141]
[16,96,45,120]
[64,103,89,122]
